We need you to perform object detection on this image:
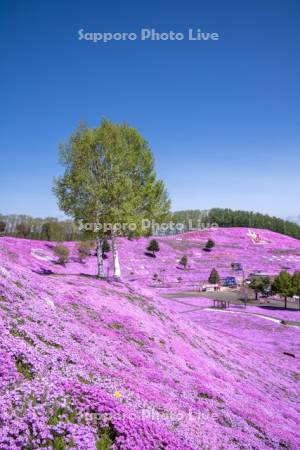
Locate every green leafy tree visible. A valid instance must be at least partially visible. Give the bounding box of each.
[272,271,292,309]
[291,271,300,294]
[54,245,69,265]
[179,255,188,270]
[249,276,271,300]
[53,120,170,279]
[16,223,31,238]
[0,221,6,234]
[77,240,93,263]
[291,271,300,309]
[147,239,160,257]
[41,221,65,241]
[208,268,220,284]
[205,239,215,250]
[41,222,51,241]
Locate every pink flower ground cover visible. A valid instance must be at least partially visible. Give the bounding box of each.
[118,227,300,288]
[0,228,299,449]
[240,306,300,322]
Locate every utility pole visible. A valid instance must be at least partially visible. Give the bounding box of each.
[242,267,248,307]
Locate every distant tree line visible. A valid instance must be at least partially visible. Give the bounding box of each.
[1,207,300,241]
[0,214,80,241]
[171,208,300,240]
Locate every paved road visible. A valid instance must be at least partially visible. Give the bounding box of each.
[163,290,300,311]
[162,290,300,327]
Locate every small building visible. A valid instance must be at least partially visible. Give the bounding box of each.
[231,262,242,272]
[201,283,220,292]
[249,270,266,277]
[221,277,237,288]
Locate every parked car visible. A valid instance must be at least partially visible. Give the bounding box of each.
[260,288,273,298]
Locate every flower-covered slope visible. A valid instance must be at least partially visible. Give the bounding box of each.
[0,231,300,449]
[5,227,300,287]
[118,227,300,286]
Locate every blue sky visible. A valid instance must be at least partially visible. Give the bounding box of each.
[0,0,299,219]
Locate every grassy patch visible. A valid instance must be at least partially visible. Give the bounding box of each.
[77,374,93,385]
[10,327,35,346]
[41,435,76,450]
[197,392,214,400]
[36,334,62,349]
[109,322,124,330]
[96,433,112,450]
[48,401,77,426]
[15,356,35,380]
[96,424,117,450]
[130,337,145,347]
[0,303,10,312]
[16,318,25,325]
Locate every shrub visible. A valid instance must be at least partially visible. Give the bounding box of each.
[208,268,220,284]
[205,239,215,250]
[179,255,188,269]
[54,245,69,265]
[77,240,93,262]
[147,239,160,257]
[15,356,34,380]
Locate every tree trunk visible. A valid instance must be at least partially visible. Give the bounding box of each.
[96,237,105,278]
[111,229,121,279]
[255,291,258,301]
[284,296,287,309]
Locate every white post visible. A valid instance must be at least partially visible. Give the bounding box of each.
[96,236,105,278]
[111,229,121,279]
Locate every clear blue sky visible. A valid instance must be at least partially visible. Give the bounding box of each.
[0,0,299,219]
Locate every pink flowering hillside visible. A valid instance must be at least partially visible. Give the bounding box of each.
[117,227,300,287]
[0,229,300,449]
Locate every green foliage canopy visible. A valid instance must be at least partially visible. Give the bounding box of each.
[208,268,220,284]
[147,239,160,256]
